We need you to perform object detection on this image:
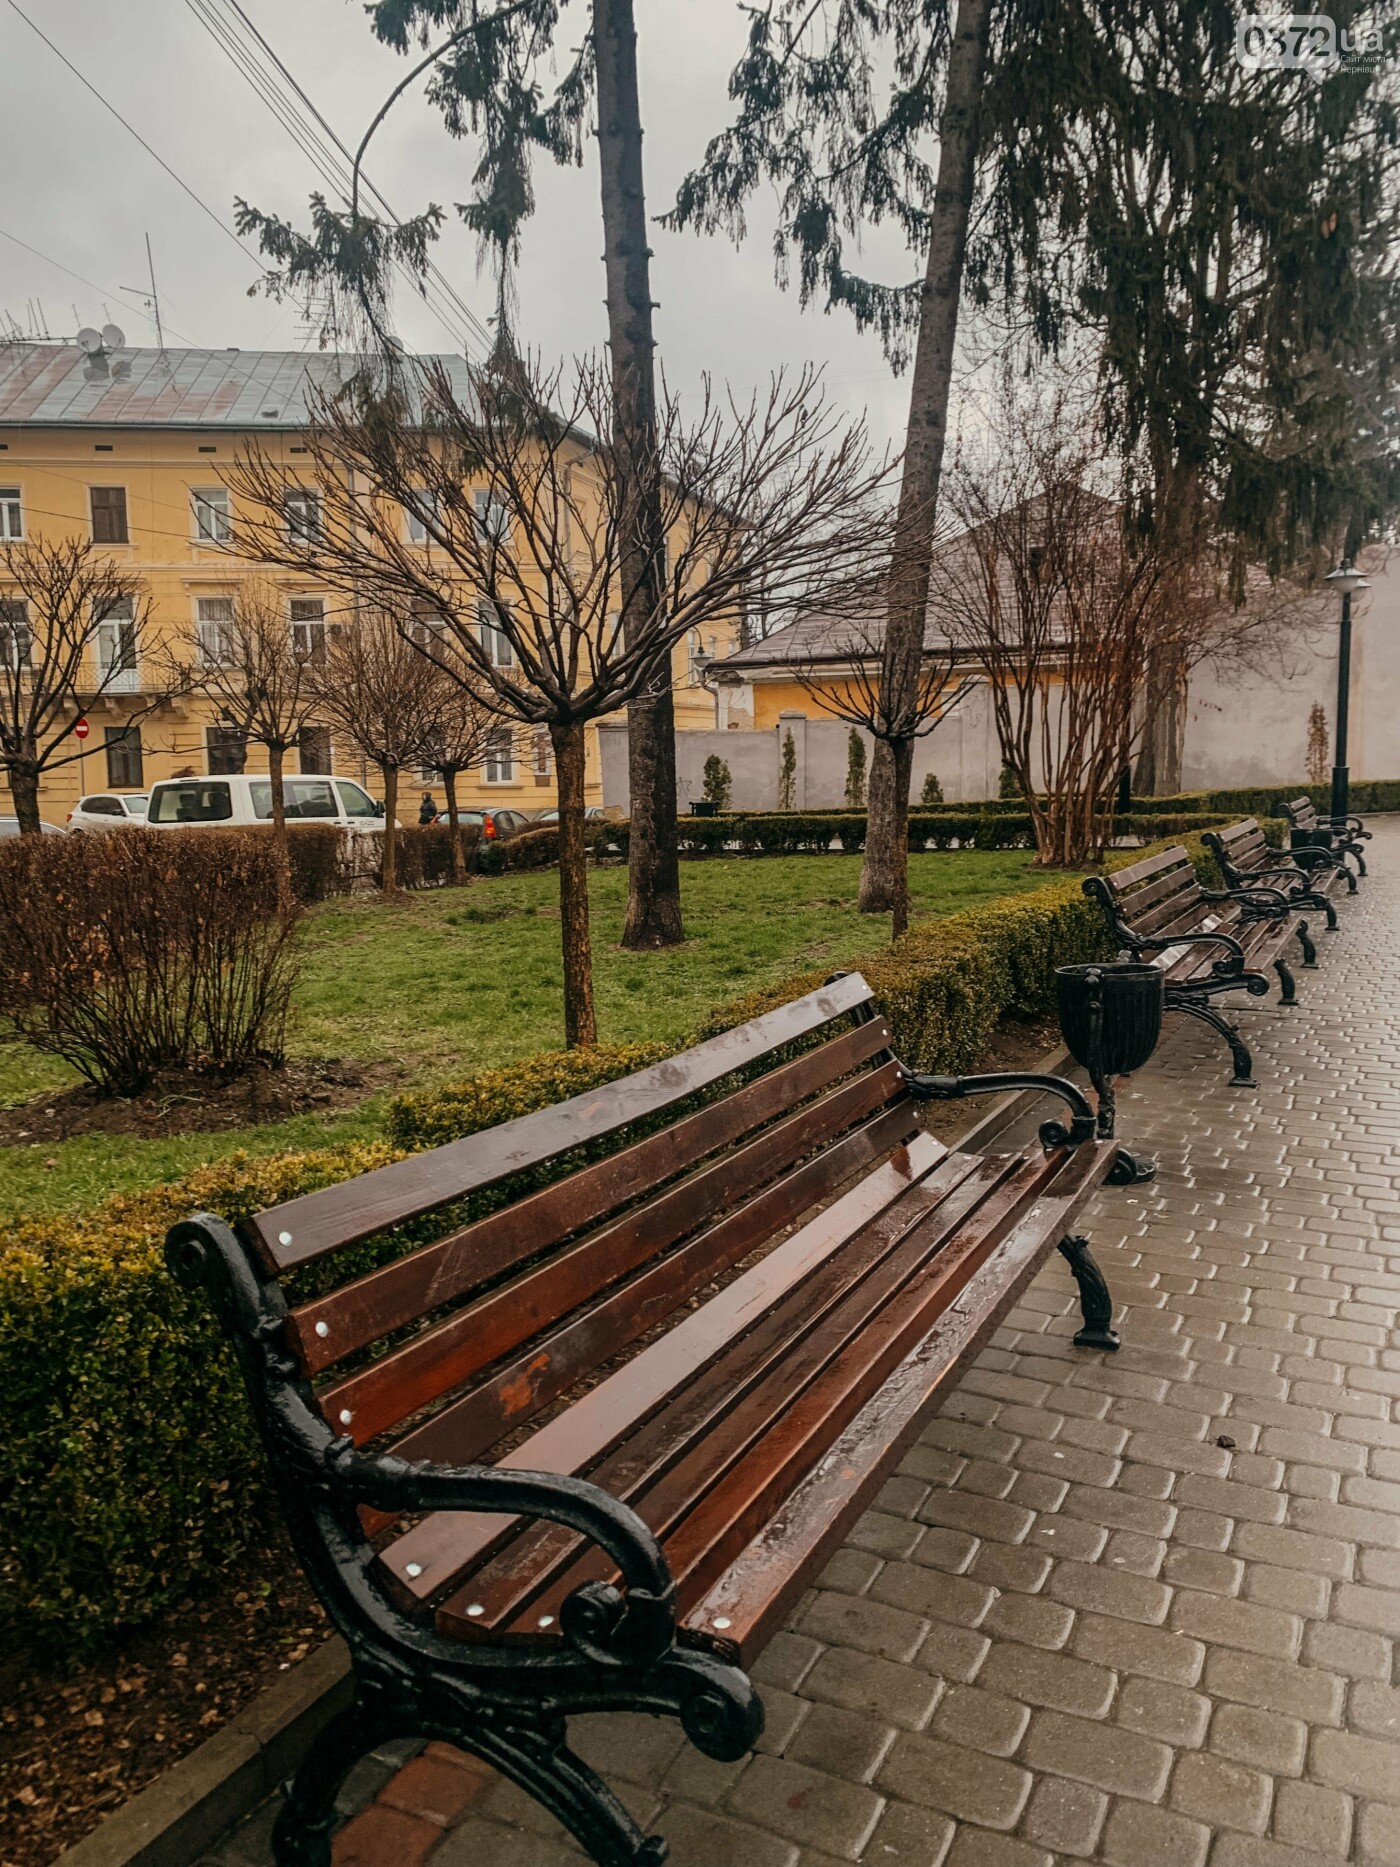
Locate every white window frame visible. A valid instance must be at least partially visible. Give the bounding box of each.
[0,487,22,541]
[289,596,327,666]
[195,595,237,668]
[192,486,231,544]
[477,598,515,668]
[0,599,31,670]
[405,492,442,545]
[473,488,510,544]
[483,725,516,785]
[285,490,321,543]
[532,730,552,779]
[94,597,137,681]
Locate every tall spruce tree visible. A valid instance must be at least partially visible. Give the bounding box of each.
[674,0,1400,818]
[237,0,687,946]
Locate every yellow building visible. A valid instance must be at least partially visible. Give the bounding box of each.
[0,340,728,821]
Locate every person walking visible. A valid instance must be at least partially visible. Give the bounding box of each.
[418,791,440,826]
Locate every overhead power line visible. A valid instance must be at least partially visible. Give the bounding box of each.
[0,225,202,347]
[185,0,495,360]
[2,0,267,278]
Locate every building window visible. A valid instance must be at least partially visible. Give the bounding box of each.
[206,724,247,775]
[90,486,129,545]
[285,490,321,542]
[483,725,515,784]
[473,488,509,543]
[290,597,326,665]
[532,730,552,781]
[405,493,441,544]
[478,598,515,668]
[195,596,236,667]
[0,600,31,671]
[0,488,22,540]
[298,725,333,774]
[104,725,143,788]
[408,599,445,647]
[94,598,137,682]
[192,486,231,543]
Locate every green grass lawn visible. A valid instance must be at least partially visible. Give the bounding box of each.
[0,850,1064,1220]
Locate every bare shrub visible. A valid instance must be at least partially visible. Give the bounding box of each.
[0,830,302,1094]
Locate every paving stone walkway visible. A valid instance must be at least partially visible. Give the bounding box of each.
[205,822,1400,1867]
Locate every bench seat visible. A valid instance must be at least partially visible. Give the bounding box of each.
[1204,818,1350,928]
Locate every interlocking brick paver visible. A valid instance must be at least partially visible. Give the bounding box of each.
[1020,1708,1172,1799]
[1169,1750,1273,1833]
[876,1733,1031,1829]
[1018,1775,1107,1856]
[1101,1797,1211,1867]
[1210,1701,1308,1775]
[1115,1674,1211,1746]
[1271,1782,1353,1857]
[725,1755,883,1860]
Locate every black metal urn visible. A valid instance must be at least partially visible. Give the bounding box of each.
[1056,962,1164,1136]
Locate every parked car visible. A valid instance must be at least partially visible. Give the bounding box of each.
[529,806,608,824]
[0,817,64,836]
[456,806,531,842]
[67,792,149,832]
[145,773,394,833]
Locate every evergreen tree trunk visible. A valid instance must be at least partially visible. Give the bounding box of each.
[380,762,400,894]
[10,764,41,835]
[594,0,684,951]
[858,0,993,921]
[1132,644,1188,795]
[551,720,598,1048]
[442,767,466,885]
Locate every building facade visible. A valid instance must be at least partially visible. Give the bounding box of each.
[0,341,728,822]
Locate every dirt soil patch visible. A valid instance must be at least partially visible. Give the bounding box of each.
[0,1058,400,1148]
[0,1542,328,1867]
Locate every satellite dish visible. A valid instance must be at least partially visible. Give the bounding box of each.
[101,323,126,351]
[77,327,104,355]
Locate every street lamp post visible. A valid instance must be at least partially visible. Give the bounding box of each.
[1325,564,1369,823]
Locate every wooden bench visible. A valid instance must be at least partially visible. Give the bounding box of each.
[1282,795,1369,881]
[1203,818,1350,930]
[1085,845,1314,1090]
[165,973,1151,1867]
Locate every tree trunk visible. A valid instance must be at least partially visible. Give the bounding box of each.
[1132,643,1188,795]
[9,764,42,834]
[551,720,598,1048]
[380,762,400,893]
[267,740,290,902]
[858,0,993,917]
[442,767,466,885]
[594,0,684,951]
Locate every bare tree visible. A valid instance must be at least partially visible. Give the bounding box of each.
[307,605,442,894]
[413,647,500,885]
[225,352,892,1048]
[193,578,323,872]
[792,601,977,933]
[0,537,186,832]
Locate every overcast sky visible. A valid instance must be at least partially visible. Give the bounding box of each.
[0,0,922,450]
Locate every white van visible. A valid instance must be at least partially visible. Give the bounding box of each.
[145,773,391,833]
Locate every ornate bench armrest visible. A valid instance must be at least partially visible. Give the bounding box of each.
[1200,885,1289,914]
[1126,927,1248,968]
[338,1449,677,1665]
[902,1067,1097,1149]
[1286,847,1339,872]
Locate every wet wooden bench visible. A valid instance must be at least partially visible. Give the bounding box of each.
[1203,818,1351,930]
[166,973,1149,1867]
[1282,795,1369,881]
[1085,844,1313,1089]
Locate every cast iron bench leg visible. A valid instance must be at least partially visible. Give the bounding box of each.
[273,1702,390,1867]
[1058,1234,1120,1351]
[1171,998,1257,1088]
[1296,922,1318,969]
[1274,955,1297,1005]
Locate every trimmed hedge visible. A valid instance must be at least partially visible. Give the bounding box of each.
[642,808,1248,856]
[0,1043,669,1646]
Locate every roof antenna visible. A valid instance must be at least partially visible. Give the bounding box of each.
[121,234,166,355]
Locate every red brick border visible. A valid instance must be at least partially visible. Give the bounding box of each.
[332,1744,495,1865]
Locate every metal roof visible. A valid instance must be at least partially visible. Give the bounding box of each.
[0,343,473,430]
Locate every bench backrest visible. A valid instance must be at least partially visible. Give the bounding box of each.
[240,973,915,1470]
[1284,796,1318,829]
[1099,845,1208,938]
[1207,818,1272,877]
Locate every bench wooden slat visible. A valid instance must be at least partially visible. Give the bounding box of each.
[378,1127,949,1600]
[293,1017,895,1375]
[1102,846,1188,889]
[439,1151,1007,1634]
[321,1059,907,1447]
[485,1146,1104,1644]
[250,971,880,1269]
[681,1140,1115,1665]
